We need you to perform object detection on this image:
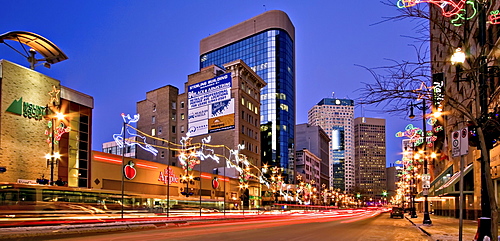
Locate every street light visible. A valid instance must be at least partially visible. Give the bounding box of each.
[239,182,249,215]
[409,99,432,225]
[45,111,66,185]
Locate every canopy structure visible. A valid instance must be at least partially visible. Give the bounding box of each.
[434,163,474,196]
[0,31,68,68]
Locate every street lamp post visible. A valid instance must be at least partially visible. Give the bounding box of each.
[45,111,65,185]
[409,99,432,225]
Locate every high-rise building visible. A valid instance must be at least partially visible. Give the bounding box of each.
[308,97,355,192]
[199,10,296,182]
[136,85,180,165]
[354,117,386,200]
[295,123,330,187]
[136,61,265,175]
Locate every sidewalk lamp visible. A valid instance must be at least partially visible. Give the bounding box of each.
[409,100,432,225]
[239,182,249,215]
[45,111,66,185]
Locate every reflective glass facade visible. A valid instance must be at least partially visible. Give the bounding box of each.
[200,29,295,181]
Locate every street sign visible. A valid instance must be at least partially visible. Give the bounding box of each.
[460,127,469,156]
[452,128,469,157]
[422,174,430,189]
[452,130,460,157]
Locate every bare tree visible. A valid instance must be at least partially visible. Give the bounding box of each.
[359,1,499,239]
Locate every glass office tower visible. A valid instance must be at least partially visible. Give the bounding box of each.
[200,10,295,182]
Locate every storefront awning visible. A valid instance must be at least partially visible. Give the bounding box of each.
[435,163,474,196]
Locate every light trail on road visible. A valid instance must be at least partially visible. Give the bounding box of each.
[46,209,390,241]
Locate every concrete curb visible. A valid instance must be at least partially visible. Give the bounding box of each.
[0,218,235,240]
[406,215,432,237]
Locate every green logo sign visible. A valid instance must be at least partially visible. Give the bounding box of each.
[6,97,46,120]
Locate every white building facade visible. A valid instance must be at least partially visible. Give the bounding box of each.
[308,98,354,193]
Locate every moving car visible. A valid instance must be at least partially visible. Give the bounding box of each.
[390,207,404,218]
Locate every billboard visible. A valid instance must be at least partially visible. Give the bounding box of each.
[188,73,234,137]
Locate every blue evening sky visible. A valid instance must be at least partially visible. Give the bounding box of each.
[1,1,423,166]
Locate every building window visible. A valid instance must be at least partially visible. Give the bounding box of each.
[158,126,162,135]
[180,101,185,109]
[172,126,176,134]
[152,128,156,136]
[181,113,185,120]
[152,116,156,124]
[171,102,176,109]
[153,104,157,112]
[181,125,185,133]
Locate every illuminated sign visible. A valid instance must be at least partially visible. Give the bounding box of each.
[123,161,137,180]
[212,177,220,189]
[158,167,179,184]
[187,73,234,137]
[432,73,444,111]
[6,97,47,120]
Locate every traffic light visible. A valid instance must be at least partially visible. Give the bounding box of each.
[356,193,361,198]
[382,191,388,197]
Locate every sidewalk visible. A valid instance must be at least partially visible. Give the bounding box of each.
[406,214,479,241]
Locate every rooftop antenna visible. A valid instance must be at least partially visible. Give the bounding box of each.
[332,92,335,98]
[263,5,266,11]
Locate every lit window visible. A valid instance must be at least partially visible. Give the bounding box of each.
[152,128,156,136]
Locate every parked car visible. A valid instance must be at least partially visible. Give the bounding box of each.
[390,207,404,218]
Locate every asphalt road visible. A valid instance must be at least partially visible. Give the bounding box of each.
[44,211,430,241]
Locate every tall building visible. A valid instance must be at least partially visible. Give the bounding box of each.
[199,10,296,182]
[295,123,330,187]
[136,61,265,175]
[354,117,386,200]
[136,85,179,165]
[308,97,355,192]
